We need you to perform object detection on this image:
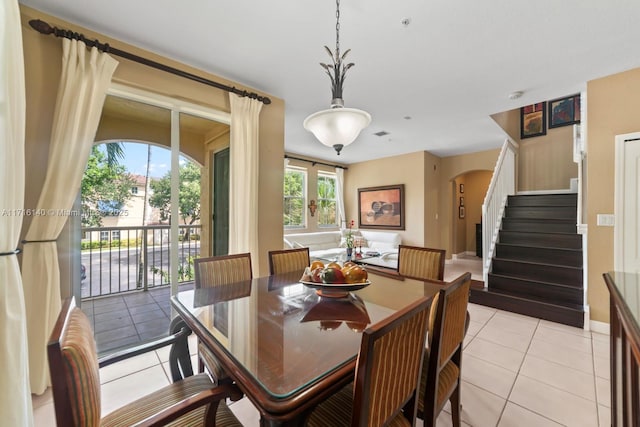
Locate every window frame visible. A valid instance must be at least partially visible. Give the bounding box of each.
[283,166,307,229]
[316,171,338,228]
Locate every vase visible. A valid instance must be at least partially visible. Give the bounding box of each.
[346,247,353,261]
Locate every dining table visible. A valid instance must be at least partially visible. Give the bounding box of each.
[171,270,443,426]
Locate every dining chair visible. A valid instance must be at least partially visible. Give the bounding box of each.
[48,297,243,427]
[268,247,310,275]
[305,295,432,427]
[418,272,472,427]
[194,253,253,381]
[397,244,446,281]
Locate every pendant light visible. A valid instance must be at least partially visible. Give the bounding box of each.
[303,0,371,155]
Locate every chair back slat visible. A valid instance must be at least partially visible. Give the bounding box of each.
[194,253,253,289]
[48,298,102,427]
[397,245,446,281]
[268,247,310,275]
[353,296,431,427]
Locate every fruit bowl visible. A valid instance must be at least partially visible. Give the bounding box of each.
[300,280,371,298]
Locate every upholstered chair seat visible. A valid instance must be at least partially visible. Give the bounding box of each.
[48,297,242,427]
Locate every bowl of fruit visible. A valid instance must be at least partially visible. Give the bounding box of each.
[300,260,370,297]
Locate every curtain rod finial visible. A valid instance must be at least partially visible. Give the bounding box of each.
[29,19,54,35]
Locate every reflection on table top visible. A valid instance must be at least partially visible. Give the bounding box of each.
[172,271,438,400]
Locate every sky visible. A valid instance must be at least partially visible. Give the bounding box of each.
[99,142,187,179]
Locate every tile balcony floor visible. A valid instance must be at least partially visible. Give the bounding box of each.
[33,256,610,426]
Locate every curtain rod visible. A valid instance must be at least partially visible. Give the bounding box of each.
[284,155,348,170]
[28,19,271,105]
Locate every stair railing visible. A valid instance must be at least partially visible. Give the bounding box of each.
[482,138,519,284]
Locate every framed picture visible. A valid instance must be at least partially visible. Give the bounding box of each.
[549,94,581,128]
[459,184,464,194]
[520,102,547,139]
[460,197,465,207]
[357,184,405,230]
[459,206,465,219]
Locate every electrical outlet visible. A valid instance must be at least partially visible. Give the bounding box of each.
[596,214,615,227]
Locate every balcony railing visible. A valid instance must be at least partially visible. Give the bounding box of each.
[81,225,201,299]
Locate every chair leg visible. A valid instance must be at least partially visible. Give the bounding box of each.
[450,385,461,427]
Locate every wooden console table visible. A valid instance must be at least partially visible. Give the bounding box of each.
[603,271,640,426]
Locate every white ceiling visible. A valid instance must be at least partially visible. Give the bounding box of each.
[19,0,640,164]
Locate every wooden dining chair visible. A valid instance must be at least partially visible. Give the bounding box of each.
[418,272,472,427]
[194,253,253,382]
[305,295,432,427]
[268,247,310,275]
[397,244,446,281]
[48,297,243,427]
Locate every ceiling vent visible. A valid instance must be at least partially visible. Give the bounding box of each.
[374,130,389,137]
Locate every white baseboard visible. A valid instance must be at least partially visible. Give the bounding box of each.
[589,320,610,335]
[516,189,576,195]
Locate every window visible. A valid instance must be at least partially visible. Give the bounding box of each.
[111,230,120,240]
[131,186,138,194]
[100,231,109,241]
[317,172,337,227]
[284,167,306,228]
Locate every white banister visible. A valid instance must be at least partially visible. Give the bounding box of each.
[481,138,519,285]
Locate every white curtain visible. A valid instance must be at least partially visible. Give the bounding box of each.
[228,93,263,272]
[22,39,118,394]
[0,1,33,425]
[335,167,346,228]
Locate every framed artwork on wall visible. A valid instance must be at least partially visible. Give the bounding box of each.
[460,197,465,206]
[357,184,405,230]
[459,206,465,219]
[520,102,547,139]
[549,94,581,128]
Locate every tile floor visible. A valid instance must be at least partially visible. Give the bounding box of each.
[33,256,611,426]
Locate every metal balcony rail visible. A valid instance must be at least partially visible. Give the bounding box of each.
[81,224,201,299]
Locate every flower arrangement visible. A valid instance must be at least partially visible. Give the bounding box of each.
[345,219,355,249]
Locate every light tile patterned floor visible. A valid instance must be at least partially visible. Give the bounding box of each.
[33,257,611,426]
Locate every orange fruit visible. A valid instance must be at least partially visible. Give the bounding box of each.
[343,261,357,269]
[310,260,325,270]
[326,261,342,270]
[344,265,367,283]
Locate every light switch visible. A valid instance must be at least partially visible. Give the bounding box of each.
[596,214,615,227]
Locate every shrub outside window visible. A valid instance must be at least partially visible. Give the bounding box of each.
[284,167,306,228]
[317,172,337,227]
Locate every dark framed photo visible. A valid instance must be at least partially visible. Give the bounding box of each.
[520,102,547,139]
[459,184,464,194]
[549,94,581,128]
[460,197,465,207]
[459,206,465,219]
[357,184,405,230]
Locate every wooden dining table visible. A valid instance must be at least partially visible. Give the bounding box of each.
[171,270,442,426]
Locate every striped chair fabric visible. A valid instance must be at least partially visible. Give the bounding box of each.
[194,253,253,381]
[418,272,471,427]
[268,247,310,275]
[397,245,446,281]
[48,298,242,427]
[306,296,432,427]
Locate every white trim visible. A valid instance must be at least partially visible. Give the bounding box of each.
[516,188,577,195]
[589,320,610,335]
[614,132,640,271]
[107,83,231,124]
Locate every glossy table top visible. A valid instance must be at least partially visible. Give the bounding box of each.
[172,271,437,401]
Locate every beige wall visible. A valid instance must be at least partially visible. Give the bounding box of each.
[439,149,500,259]
[345,151,430,246]
[20,6,285,285]
[492,108,577,191]
[586,67,640,323]
[452,170,492,254]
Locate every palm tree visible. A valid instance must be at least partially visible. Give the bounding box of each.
[104,142,125,168]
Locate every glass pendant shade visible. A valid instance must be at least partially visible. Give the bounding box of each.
[303,106,371,155]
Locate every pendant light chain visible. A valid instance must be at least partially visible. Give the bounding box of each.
[335,0,341,61]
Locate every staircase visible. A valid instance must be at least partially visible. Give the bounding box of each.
[471,193,584,328]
